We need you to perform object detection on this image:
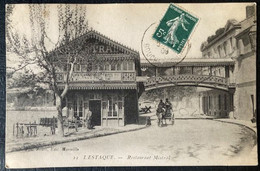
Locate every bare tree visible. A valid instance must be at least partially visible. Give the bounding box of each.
[6,4,89,136]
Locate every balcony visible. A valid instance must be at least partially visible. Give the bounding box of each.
[56,71,136,83]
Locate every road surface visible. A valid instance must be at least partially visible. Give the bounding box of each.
[6,116,257,167]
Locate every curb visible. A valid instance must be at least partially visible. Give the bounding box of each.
[213,119,258,159]
[213,119,257,134]
[6,125,148,153]
[175,117,256,134]
[175,117,214,120]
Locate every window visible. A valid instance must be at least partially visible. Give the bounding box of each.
[104,63,110,70]
[116,62,122,70]
[79,100,83,117]
[81,65,88,72]
[218,95,221,110]
[217,46,222,58]
[87,63,92,72]
[223,41,227,56]
[108,96,112,116]
[224,94,227,110]
[230,94,234,111]
[229,38,233,50]
[63,64,68,72]
[123,61,128,70]
[209,96,211,109]
[74,64,81,72]
[89,93,94,100]
[111,63,116,71]
[99,65,103,71]
[242,36,250,46]
[118,102,123,110]
[107,95,120,117]
[207,51,211,58]
[214,48,218,58]
[92,63,98,71]
[113,102,117,116]
[102,102,107,109]
[179,67,192,75]
[128,61,133,70]
[73,100,77,116]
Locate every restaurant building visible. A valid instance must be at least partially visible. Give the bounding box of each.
[56,30,144,126]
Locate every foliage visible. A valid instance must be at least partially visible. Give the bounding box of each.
[7,88,53,108]
[6,4,89,136]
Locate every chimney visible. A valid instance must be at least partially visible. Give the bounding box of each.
[246,5,256,19]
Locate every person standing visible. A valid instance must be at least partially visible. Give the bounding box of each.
[165,98,174,125]
[68,107,74,121]
[158,99,165,109]
[85,108,93,129]
[165,98,172,117]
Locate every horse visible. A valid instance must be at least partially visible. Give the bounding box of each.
[156,107,166,127]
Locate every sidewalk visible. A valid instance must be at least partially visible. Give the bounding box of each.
[213,118,258,163]
[6,113,257,155]
[214,118,257,133]
[6,123,147,153]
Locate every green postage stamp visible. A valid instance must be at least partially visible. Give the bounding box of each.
[153,4,199,54]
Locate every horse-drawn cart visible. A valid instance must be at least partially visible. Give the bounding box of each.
[156,108,174,127]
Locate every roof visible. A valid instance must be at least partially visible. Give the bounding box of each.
[200,19,241,51]
[140,58,235,67]
[50,29,139,58]
[85,30,139,56]
[201,14,256,52]
[235,16,256,38]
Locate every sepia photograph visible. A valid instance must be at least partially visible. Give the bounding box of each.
[5,3,257,168]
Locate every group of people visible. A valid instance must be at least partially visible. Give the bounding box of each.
[157,99,172,114]
[66,107,93,131]
[157,98,173,120]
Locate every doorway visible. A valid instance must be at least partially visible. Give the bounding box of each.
[89,100,101,126]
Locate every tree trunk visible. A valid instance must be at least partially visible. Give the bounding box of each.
[56,94,64,136]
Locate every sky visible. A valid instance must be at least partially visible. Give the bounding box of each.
[8,3,253,63]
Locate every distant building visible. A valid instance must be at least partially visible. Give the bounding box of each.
[200,5,256,120]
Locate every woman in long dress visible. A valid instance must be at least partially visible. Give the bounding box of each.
[164,13,189,47]
[85,108,92,129]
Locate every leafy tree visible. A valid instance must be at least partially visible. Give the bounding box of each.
[6,4,90,136]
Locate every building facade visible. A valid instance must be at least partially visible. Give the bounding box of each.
[200,5,256,119]
[233,5,257,120]
[200,89,233,117]
[56,30,143,126]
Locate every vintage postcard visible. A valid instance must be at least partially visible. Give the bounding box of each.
[5,3,257,168]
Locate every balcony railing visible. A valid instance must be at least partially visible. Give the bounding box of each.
[144,75,229,87]
[56,71,136,82]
